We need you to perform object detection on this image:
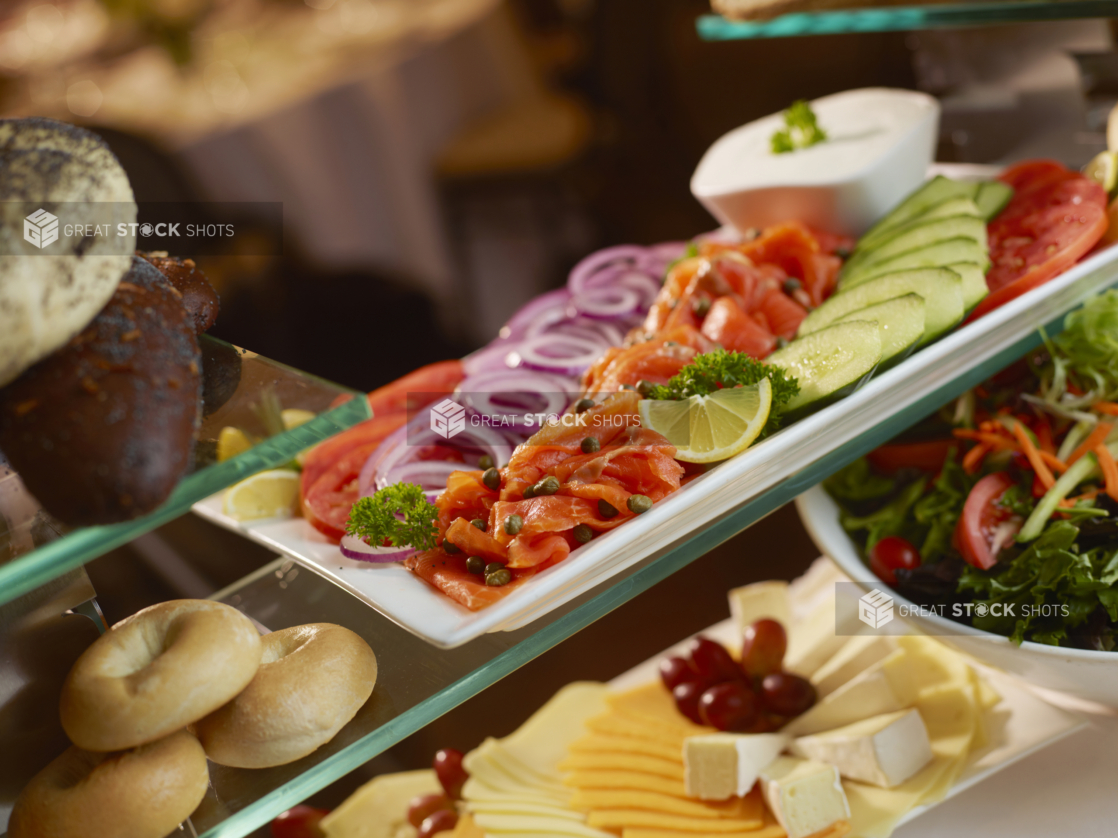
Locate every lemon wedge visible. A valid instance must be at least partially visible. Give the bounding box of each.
[222,469,300,521]
[1084,150,1118,200]
[217,426,254,462]
[282,408,317,430]
[638,378,772,464]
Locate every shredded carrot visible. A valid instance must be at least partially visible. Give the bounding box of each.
[952,429,1018,450]
[1068,382,1084,396]
[1035,421,1055,455]
[1095,444,1118,503]
[1093,401,1118,416]
[1039,451,1068,473]
[1012,422,1055,489]
[1067,422,1114,466]
[963,443,989,474]
[1061,488,1100,507]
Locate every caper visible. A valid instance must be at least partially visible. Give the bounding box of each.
[580,436,600,454]
[636,380,656,398]
[486,568,512,587]
[482,467,501,490]
[692,297,711,317]
[523,484,536,500]
[627,494,653,514]
[573,397,595,414]
[598,499,619,519]
[470,518,486,531]
[443,540,461,555]
[485,561,506,575]
[664,340,678,347]
[835,246,852,259]
[782,277,802,294]
[465,556,485,574]
[504,514,523,536]
[534,475,560,496]
[478,454,494,470]
[621,383,637,391]
[776,337,790,349]
[572,524,594,544]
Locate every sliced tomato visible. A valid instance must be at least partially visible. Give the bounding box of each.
[366,360,464,416]
[967,163,1107,322]
[300,412,408,492]
[700,296,778,358]
[867,440,957,474]
[956,472,1020,570]
[302,442,381,540]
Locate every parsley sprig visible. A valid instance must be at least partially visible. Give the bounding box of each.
[345,482,440,551]
[648,349,799,437]
[771,100,828,155]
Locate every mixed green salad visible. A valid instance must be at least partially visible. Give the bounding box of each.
[826,290,1118,651]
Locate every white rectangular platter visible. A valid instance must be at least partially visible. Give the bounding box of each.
[609,561,1094,835]
[195,209,1118,648]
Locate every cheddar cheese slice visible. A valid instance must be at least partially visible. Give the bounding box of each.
[570,788,761,820]
[563,770,689,798]
[606,683,709,738]
[558,752,686,781]
[587,810,764,833]
[570,733,683,763]
[586,712,688,746]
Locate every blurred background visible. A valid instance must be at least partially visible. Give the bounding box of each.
[1,0,1115,393]
[4,0,1118,827]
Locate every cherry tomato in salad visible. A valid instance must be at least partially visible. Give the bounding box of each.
[956,472,1020,570]
[271,805,328,838]
[866,439,957,474]
[869,535,922,587]
[966,162,1107,323]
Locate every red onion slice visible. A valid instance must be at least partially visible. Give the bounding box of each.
[568,245,648,295]
[572,286,641,320]
[514,334,606,376]
[339,535,414,563]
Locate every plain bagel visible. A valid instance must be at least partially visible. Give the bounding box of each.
[60,599,263,751]
[8,730,209,838]
[195,623,378,768]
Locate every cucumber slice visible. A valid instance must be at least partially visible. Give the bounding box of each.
[840,237,988,290]
[859,176,980,246]
[974,181,1014,220]
[834,294,925,367]
[767,321,882,416]
[845,215,988,276]
[800,268,964,344]
[856,197,981,253]
[944,261,989,311]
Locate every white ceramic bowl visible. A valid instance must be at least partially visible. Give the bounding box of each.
[796,485,1118,708]
[691,88,940,238]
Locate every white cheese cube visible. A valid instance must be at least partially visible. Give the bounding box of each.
[728,581,792,637]
[782,649,911,737]
[791,708,933,788]
[683,732,789,800]
[760,757,851,838]
[785,594,864,678]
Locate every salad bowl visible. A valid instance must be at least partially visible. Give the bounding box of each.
[796,485,1118,709]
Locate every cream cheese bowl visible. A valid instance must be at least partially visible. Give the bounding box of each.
[691,88,940,238]
[796,485,1118,709]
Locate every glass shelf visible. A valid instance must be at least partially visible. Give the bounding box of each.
[192,255,1118,838]
[0,337,370,608]
[697,1,1118,40]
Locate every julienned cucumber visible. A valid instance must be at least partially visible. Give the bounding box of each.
[858,177,979,245]
[840,237,988,290]
[844,215,988,275]
[800,268,964,344]
[767,321,882,415]
[834,294,925,367]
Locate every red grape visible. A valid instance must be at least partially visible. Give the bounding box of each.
[659,655,698,691]
[687,636,740,686]
[407,793,454,828]
[761,672,816,717]
[740,619,787,679]
[869,536,921,587]
[672,681,705,725]
[699,682,758,732]
[271,806,328,838]
[433,748,468,800]
[417,809,458,838]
